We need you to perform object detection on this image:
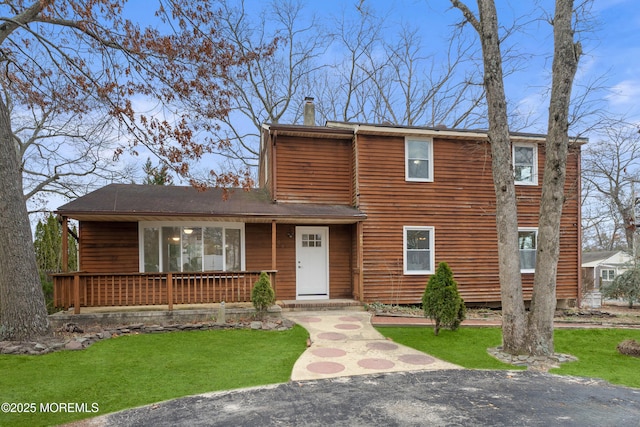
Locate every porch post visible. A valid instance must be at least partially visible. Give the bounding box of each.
[167,272,173,311]
[61,216,69,272]
[356,221,364,302]
[271,220,277,293]
[271,221,277,270]
[73,273,80,314]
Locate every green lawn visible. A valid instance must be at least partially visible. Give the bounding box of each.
[378,326,640,388]
[3,324,640,426]
[0,326,308,427]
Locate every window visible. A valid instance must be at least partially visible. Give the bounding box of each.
[518,228,537,272]
[513,143,537,185]
[302,233,322,248]
[404,226,435,274]
[601,269,616,282]
[405,137,433,182]
[139,222,244,272]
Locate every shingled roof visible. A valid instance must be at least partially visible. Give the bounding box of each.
[56,184,366,224]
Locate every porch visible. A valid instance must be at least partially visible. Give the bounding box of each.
[53,270,277,314]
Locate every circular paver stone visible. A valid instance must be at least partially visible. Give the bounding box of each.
[366,341,399,351]
[338,316,362,322]
[358,358,395,370]
[398,354,436,365]
[334,323,361,330]
[306,361,346,374]
[317,332,348,341]
[311,348,347,358]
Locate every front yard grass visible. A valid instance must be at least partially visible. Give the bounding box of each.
[377,326,640,388]
[0,326,308,427]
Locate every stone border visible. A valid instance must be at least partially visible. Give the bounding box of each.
[0,317,294,356]
[488,346,578,371]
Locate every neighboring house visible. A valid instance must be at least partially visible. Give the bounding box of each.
[54,109,583,312]
[581,250,634,308]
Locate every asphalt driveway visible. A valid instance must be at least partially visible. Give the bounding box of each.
[85,370,640,426]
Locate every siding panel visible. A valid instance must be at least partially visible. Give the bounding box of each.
[80,222,139,273]
[356,134,580,305]
[275,135,352,204]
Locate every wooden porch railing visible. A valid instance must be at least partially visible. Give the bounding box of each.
[52,271,277,314]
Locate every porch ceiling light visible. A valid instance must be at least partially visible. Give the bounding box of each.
[172,236,180,242]
[184,228,193,234]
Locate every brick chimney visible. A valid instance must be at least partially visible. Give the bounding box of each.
[303,97,315,126]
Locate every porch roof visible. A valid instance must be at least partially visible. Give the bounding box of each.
[56,184,366,224]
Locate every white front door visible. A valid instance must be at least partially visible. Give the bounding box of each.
[296,226,329,299]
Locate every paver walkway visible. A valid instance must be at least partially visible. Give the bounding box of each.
[284,310,460,381]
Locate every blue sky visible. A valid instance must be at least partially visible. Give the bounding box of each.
[302,0,640,131]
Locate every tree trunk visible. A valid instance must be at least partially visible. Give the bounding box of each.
[526,0,580,356]
[474,0,528,354]
[0,96,50,341]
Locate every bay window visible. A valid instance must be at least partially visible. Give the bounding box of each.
[139,222,244,272]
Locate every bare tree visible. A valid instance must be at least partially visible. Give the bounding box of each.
[451,0,582,356]
[0,0,269,340]
[210,0,330,172]
[7,84,129,213]
[582,120,640,251]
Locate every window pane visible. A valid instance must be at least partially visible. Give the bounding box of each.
[407,251,431,271]
[182,227,202,271]
[518,230,537,270]
[407,230,430,250]
[225,228,241,271]
[407,140,431,179]
[518,231,536,250]
[162,227,181,272]
[203,227,223,270]
[408,160,430,179]
[514,146,534,182]
[514,146,533,164]
[408,140,429,158]
[520,250,536,270]
[143,228,160,272]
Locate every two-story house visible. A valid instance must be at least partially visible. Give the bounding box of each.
[54,109,583,312]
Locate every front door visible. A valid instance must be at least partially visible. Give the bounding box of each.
[296,226,329,299]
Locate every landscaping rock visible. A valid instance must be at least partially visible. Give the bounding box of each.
[0,316,293,355]
[64,341,84,350]
[250,321,263,330]
[487,346,578,371]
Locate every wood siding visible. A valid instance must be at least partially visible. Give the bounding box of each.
[274,135,352,204]
[356,134,580,305]
[79,222,139,273]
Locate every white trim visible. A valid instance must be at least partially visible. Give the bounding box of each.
[518,227,538,273]
[138,221,245,272]
[405,137,434,182]
[513,142,538,186]
[403,226,435,275]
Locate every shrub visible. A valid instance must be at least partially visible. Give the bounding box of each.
[422,262,466,335]
[252,272,275,317]
[617,339,640,357]
[602,268,640,308]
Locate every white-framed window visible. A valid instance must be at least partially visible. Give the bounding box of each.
[513,143,537,185]
[518,228,538,273]
[139,221,245,273]
[601,269,616,282]
[403,226,435,274]
[405,137,433,182]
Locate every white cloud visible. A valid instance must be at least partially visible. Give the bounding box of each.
[606,80,640,107]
